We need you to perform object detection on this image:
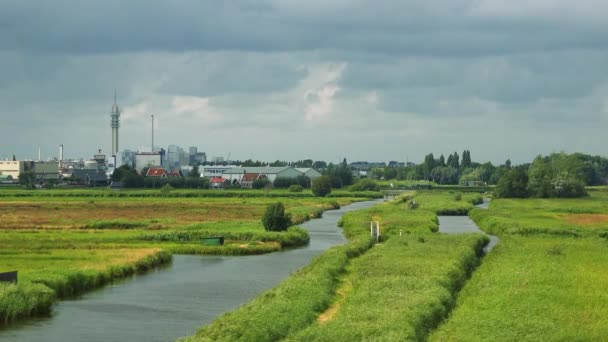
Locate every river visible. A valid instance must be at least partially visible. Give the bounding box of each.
[0,200,381,342]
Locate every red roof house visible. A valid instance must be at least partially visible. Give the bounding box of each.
[210,177,225,189]
[146,167,167,177]
[167,170,183,177]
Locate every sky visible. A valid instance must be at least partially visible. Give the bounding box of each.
[1,0,607,165]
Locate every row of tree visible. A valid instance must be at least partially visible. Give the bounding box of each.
[495,153,597,198]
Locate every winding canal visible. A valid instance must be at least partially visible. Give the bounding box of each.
[438,198,499,253]
[0,200,381,342]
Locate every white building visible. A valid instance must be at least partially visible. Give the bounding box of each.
[135,153,162,173]
[201,165,234,178]
[0,161,25,180]
[221,167,304,183]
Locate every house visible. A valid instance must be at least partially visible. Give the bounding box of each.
[295,168,322,180]
[221,167,303,183]
[210,177,225,189]
[240,173,269,189]
[71,169,108,187]
[167,170,183,177]
[146,167,167,178]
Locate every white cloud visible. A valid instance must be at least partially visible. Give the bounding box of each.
[172,95,222,122]
[301,63,346,121]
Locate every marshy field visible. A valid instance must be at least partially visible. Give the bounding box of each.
[1,187,607,341]
[0,189,376,324]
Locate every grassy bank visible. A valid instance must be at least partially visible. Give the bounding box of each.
[180,191,489,341]
[431,191,608,341]
[285,234,488,341]
[430,236,608,341]
[469,191,608,237]
[0,248,170,323]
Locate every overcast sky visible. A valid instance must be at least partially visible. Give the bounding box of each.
[1,0,607,164]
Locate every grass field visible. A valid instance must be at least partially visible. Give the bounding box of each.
[431,190,608,341]
[469,190,608,237]
[180,191,489,341]
[0,190,375,324]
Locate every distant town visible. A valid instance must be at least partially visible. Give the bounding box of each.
[0,96,410,189]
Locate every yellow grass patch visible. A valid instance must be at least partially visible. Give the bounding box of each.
[561,214,608,226]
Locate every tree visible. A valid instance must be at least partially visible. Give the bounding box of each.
[438,155,446,167]
[462,150,472,169]
[312,161,327,169]
[495,169,528,198]
[18,171,36,189]
[312,176,332,197]
[527,156,554,198]
[189,165,200,178]
[261,202,292,232]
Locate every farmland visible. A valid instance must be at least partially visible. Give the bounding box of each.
[0,189,375,324]
[431,189,608,341]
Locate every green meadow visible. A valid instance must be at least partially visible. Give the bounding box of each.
[431,190,608,341]
[0,189,376,324]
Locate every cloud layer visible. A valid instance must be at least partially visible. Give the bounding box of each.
[1,0,607,163]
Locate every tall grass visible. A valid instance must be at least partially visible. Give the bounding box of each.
[430,236,608,341]
[285,234,488,341]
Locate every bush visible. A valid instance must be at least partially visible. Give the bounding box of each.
[273,176,310,189]
[252,179,271,189]
[262,202,292,232]
[312,176,332,197]
[288,184,303,193]
[454,193,462,201]
[160,183,173,196]
[495,169,529,198]
[349,179,380,192]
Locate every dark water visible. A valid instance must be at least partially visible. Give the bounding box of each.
[0,200,380,342]
[437,199,499,253]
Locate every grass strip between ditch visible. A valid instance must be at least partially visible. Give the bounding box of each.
[179,192,489,341]
[0,249,171,324]
[285,234,488,341]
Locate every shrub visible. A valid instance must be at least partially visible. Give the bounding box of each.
[312,176,332,197]
[454,193,462,201]
[262,202,292,231]
[350,179,380,192]
[252,179,271,189]
[288,184,303,193]
[160,183,173,196]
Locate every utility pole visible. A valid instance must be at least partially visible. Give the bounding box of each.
[151,115,155,152]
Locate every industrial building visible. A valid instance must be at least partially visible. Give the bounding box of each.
[0,161,25,180]
[134,153,163,174]
[221,167,303,183]
[201,165,235,178]
[296,168,322,180]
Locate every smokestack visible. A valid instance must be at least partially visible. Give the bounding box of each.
[59,144,64,168]
[151,114,155,152]
[38,147,41,161]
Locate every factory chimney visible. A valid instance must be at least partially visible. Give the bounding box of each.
[111,91,120,156]
[59,144,64,168]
